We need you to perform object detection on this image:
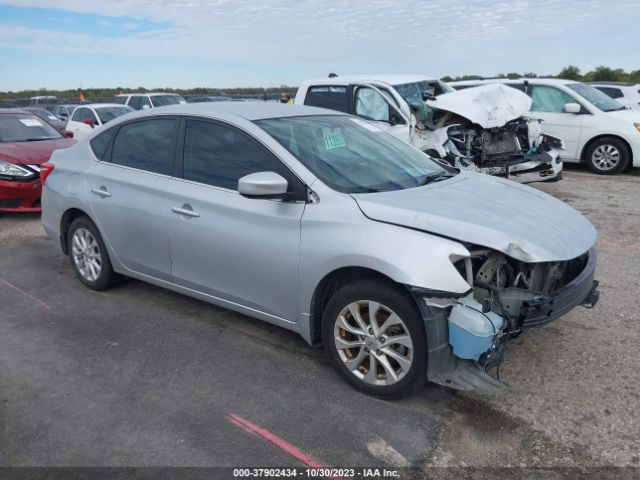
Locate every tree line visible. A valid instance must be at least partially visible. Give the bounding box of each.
[1,66,639,100]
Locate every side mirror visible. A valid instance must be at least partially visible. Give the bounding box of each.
[238,171,288,199]
[62,130,74,138]
[564,103,581,114]
[82,118,94,127]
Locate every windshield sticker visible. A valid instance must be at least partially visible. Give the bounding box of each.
[20,119,44,127]
[322,127,346,150]
[350,117,382,132]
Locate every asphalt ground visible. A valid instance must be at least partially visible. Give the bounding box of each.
[0,165,638,477]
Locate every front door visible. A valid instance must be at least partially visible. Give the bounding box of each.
[167,118,306,321]
[528,85,585,160]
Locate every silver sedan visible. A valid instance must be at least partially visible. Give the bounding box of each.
[41,103,599,398]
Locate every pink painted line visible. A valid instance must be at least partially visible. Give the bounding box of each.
[597,239,640,251]
[0,277,51,310]
[228,413,343,476]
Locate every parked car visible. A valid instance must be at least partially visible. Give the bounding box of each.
[113,93,186,110]
[187,95,232,103]
[450,79,640,174]
[589,82,640,111]
[41,103,599,397]
[52,104,80,121]
[66,104,134,140]
[295,75,563,183]
[21,107,68,132]
[0,110,74,212]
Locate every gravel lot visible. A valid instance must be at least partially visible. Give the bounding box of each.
[0,165,638,473]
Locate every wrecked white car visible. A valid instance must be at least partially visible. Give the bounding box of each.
[295,75,564,183]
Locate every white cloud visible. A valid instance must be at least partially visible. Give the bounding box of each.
[1,0,638,64]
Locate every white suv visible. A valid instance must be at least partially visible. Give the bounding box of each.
[114,93,186,110]
[450,78,640,174]
[589,82,640,111]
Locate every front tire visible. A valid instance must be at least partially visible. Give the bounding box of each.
[585,138,630,174]
[322,279,426,399]
[67,216,120,290]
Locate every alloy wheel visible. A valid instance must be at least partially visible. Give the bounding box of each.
[71,228,102,282]
[334,300,414,386]
[591,144,621,171]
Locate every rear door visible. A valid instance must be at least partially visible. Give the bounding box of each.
[166,118,306,321]
[87,117,178,280]
[527,84,585,160]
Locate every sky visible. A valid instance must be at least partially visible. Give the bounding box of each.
[0,0,638,91]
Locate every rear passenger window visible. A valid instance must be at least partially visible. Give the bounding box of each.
[110,119,178,175]
[304,86,348,112]
[182,119,303,194]
[89,128,115,160]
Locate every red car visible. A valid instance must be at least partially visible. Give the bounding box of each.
[0,110,75,212]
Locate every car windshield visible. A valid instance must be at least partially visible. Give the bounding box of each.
[96,106,134,124]
[0,114,62,142]
[150,95,186,107]
[392,80,453,124]
[257,115,447,193]
[567,83,626,112]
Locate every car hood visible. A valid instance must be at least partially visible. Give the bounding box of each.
[426,84,532,128]
[351,171,596,263]
[601,107,640,121]
[0,138,75,165]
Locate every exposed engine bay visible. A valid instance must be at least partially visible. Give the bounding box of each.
[408,84,564,182]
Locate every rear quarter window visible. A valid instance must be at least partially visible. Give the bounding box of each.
[303,86,349,112]
[89,128,116,160]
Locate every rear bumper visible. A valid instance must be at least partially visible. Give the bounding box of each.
[522,248,599,327]
[0,178,42,212]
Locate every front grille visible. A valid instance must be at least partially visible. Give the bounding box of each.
[0,199,23,208]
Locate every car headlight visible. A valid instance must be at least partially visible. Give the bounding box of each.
[634,123,640,133]
[0,160,32,177]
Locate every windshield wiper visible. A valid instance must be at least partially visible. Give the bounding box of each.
[419,171,454,186]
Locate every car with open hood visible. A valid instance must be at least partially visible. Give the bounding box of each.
[41,103,598,397]
[295,75,564,183]
[0,109,75,212]
[450,78,640,174]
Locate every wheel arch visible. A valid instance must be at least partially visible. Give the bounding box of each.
[308,266,417,345]
[580,134,633,165]
[59,207,96,254]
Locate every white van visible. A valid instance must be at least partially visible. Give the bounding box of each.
[450,79,640,174]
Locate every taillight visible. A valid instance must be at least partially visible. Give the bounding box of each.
[40,162,55,184]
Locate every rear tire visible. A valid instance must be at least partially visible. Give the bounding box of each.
[585,138,630,174]
[321,279,426,399]
[67,216,121,291]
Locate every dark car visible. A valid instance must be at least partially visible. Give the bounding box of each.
[22,107,68,132]
[0,110,75,212]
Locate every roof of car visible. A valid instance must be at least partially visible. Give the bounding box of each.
[115,92,182,97]
[0,108,31,115]
[302,74,437,86]
[114,102,343,121]
[449,78,580,86]
[73,103,131,110]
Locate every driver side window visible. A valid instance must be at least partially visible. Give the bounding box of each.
[530,85,577,113]
[355,87,394,123]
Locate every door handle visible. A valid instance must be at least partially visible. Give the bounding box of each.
[90,187,112,198]
[172,205,200,218]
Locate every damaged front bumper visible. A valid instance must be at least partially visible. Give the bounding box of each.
[409,248,600,394]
